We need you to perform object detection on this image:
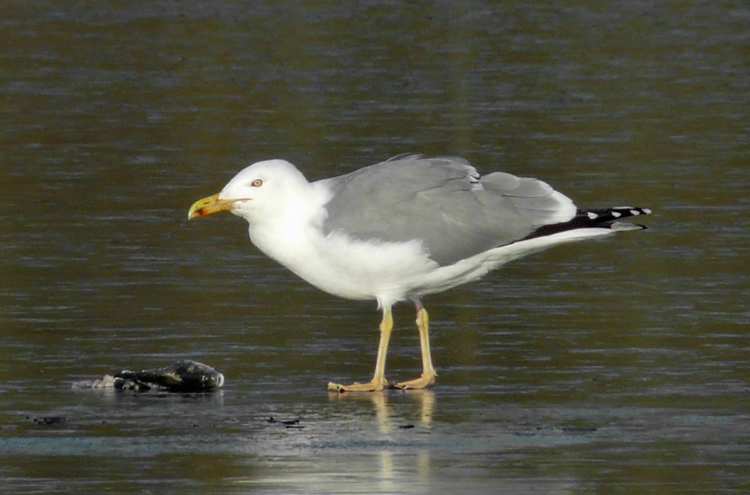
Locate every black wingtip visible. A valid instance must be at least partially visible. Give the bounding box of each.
[590,207,652,229]
[524,206,652,240]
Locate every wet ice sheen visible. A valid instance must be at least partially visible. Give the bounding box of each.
[2,1,748,494]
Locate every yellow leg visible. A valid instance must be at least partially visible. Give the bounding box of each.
[328,306,393,393]
[394,299,437,390]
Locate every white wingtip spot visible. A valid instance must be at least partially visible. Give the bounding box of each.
[587,212,598,220]
[612,211,622,218]
[643,208,652,215]
[630,209,641,216]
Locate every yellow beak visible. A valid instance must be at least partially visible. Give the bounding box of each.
[188,193,237,220]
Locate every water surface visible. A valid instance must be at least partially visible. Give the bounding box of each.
[1,1,748,494]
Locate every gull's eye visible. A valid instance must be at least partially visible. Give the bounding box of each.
[251,179,263,187]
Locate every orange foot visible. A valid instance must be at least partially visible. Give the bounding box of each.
[328,378,387,393]
[390,371,437,390]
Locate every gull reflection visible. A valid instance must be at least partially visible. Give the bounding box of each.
[328,389,435,489]
[408,389,435,428]
[327,389,434,428]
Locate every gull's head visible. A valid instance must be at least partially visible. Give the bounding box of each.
[188,159,310,223]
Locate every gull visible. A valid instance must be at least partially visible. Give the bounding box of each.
[188,154,650,392]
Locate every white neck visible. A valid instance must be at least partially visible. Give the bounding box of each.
[245,181,330,271]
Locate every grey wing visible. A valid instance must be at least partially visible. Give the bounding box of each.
[319,155,576,266]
